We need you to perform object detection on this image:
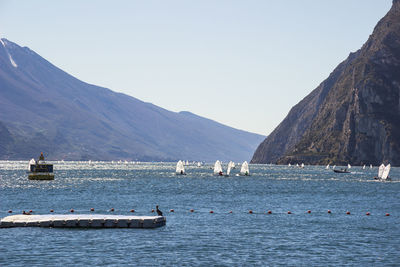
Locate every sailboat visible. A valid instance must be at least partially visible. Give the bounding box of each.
[375,164,391,181]
[347,164,351,169]
[326,164,330,169]
[300,163,305,168]
[381,164,391,181]
[213,160,223,176]
[362,165,366,170]
[225,161,234,177]
[288,163,291,167]
[176,160,186,175]
[238,161,250,176]
[370,164,373,169]
[197,162,202,167]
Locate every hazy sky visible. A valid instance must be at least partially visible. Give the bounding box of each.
[0,0,392,135]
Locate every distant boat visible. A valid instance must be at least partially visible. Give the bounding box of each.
[333,168,351,174]
[382,164,391,180]
[370,164,373,169]
[288,163,291,167]
[326,164,330,169]
[347,164,351,169]
[375,164,391,181]
[332,165,336,169]
[238,161,250,176]
[214,160,223,176]
[225,161,234,177]
[197,162,201,167]
[176,160,186,175]
[28,152,54,180]
[362,165,366,169]
[300,163,304,168]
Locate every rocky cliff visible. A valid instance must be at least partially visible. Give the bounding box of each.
[252,0,400,165]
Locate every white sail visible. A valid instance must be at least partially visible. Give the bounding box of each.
[28,158,36,171]
[301,163,304,168]
[326,164,330,169]
[213,160,223,175]
[332,165,336,169]
[240,161,249,175]
[176,160,185,174]
[227,161,233,175]
[378,164,385,178]
[197,162,201,167]
[370,164,373,169]
[363,165,366,169]
[288,163,291,167]
[381,164,391,180]
[347,164,351,169]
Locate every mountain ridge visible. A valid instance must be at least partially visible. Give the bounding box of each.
[0,38,264,162]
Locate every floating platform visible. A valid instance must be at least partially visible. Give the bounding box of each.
[28,173,55,180]
[0,214,166,229]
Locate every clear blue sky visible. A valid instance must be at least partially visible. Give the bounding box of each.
[0,0,392,135]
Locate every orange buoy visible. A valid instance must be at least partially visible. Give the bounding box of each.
[287,211,291,214]
[229,211,232,213]
[151,209,155,213]
[366,212,370,216]
[29,210,33,213]
[190,209,194,212]
[90,208,95,212]
[307,210,311,213]
[8,210,12,213]
[210,210,214,214]
[50,209,54,213]
[346,211,351,215]
[170,209,174,212]
[70,209,74,213]
[249,210,253,214]
[130,209,135,213]
[385,213,390,216]
[327,210,331,214]
[267,210,272,214]
[110,208,114,212]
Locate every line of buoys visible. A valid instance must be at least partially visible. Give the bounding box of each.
[3,209,394,216]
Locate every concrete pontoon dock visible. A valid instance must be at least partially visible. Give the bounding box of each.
[0,214,166,228]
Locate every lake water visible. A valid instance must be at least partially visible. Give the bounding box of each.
[0,161,399,266]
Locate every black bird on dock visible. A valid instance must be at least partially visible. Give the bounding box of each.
[156,205,163,216]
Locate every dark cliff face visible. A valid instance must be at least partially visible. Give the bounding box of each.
[252,1,400,165]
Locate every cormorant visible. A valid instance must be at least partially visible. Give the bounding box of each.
[156,205,163,216]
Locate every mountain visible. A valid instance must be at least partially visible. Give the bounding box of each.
[0,38,264,162]
[251,0,400,165]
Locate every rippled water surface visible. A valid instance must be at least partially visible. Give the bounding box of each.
[1,161,399,266]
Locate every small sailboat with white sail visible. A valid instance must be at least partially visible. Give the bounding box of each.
[224,161,234,177]
[176,160,186,175]
[325,164,330,170]
[374,163,391,181]
[213,160,223,176]
[237,161,250,176]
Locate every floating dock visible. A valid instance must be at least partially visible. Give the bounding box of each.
[0,214,166,229]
